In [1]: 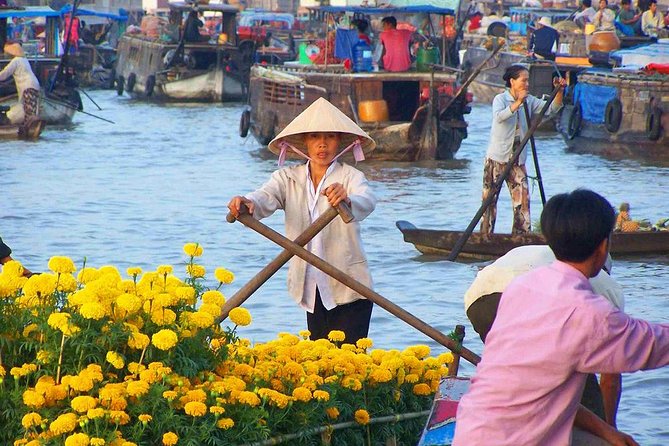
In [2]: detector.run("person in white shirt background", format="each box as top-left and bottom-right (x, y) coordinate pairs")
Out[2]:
(0, 42), (41, 125)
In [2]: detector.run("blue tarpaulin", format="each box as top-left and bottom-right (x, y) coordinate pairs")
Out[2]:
(312, 5), (456, 15)
(574, 82), (618, 124)
(0, 5), (127, 20)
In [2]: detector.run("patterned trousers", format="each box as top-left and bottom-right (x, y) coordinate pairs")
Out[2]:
(480, 157), (530, 234)
(22, 88), (40, 118)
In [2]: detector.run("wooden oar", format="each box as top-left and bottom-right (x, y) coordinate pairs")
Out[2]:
(416, 70), (438, 160)
(523, 101), (547, 206)
(229, 206), (481, 366)
(217, 202), (353, 323)
(446, 84), (562, 262)
(439, 41), (504, 118)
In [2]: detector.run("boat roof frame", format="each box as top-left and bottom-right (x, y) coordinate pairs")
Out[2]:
(167, 1), (239, 15)
(308, 5), (456, 16)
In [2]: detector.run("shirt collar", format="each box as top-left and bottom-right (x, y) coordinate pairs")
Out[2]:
(550, 260), (590, 283)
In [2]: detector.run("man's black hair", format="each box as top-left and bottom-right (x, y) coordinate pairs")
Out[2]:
(621, 0), (631, 6)
(355, 19), (369, 33)
(583, 0), (592, 7)
(382, 16), (397, 27)
(540, 189), (615, 263)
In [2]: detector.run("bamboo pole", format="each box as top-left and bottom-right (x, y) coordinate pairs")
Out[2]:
(523, 101), (547, 206)
(239, 411), (430, 446)
(446, 84), (562, 262)
(230, 208), (481, 366)
(217, 202), (353, 323)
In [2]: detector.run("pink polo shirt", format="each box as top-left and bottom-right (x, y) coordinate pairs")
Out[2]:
(380, 28), (412, 72)
(453, 261), (669, 445)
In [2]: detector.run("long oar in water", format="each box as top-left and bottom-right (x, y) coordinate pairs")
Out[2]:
(446, 84), (562, 262)
(416, 69), (438, 160)
(40, 95), (116, 124)
(217, 202), (354, 323)
(523, 102), (547, 206)
(226, 204), (481, 366)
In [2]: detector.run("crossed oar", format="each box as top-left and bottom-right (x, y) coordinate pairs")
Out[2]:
(219, 202), (481, 366)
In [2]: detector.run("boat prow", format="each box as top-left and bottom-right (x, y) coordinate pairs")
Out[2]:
(0, 116), (45, 141)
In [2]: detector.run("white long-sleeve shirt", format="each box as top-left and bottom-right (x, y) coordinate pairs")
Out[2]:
(0, 57), (40, 96)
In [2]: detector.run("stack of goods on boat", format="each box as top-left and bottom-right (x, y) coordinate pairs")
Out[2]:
(0, 247), (454, 445)
(115, 1), (250, 102)
(242, 5), (473, 162)
(557, 41), (669, 155)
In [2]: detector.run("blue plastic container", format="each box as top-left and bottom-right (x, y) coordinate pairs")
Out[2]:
(353, 40), (373, 72)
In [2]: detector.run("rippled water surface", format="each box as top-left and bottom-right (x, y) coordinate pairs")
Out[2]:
(2, 93), (669, 444)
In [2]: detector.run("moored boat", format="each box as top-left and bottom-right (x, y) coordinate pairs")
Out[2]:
(114, 1), (250, 102)
(396, 220), (669, 259)
(0, 106), (44, 140)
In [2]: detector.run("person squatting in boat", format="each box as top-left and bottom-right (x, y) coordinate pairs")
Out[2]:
(227, 97), (377, 344)
(464, 245), (627, 441)
(454, 188), (669, 446)
(0, 42), (40, 125)
(480, 64), (565, 235)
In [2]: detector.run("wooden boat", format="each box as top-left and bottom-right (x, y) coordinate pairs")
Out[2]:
(0, 6), (82, 125)
(396, 221), (669, 259)
(114, 2), (250, 102)
(557, 54), (669, 156)
(0, 106), (44, 140)
(242, 4), (476, 162)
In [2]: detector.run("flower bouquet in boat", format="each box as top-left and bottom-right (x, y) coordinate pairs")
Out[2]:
(0, 244), (454, 445)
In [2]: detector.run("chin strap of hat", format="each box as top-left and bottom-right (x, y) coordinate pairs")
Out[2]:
(277, 139), (365, 167)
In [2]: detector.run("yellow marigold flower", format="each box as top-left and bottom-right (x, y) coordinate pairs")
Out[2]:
(109, 410), (130, 425)
(156, 265), (173, 276)
(80, 301), (107, 320)
(236, 391), (261, 407)
(216, 418), (235, 430)
(371, 368), (393, 383)
(49, 412), (78, 435)
(106, 351), (125, 370)
(126, 267), (142, 277)
(58, 273), (78, 292)
(22, 390), (45, 409)
(199, 303), (222, 317)
(0, 365), (5, 378)
(229, 307), (251, 326)
(138, 414), (152, 424)
(190, 311), (214, 329)
(77, 267), (101, 284)
(71, 395), (97, 413)
(126, 380), (150, 398)
(21, 412), (43, 429)
(121, 442), (137, 446)
(117, 294), (142, 313)
(342, 377), (363, 391)
(154, 293), (175, 308)
(202, 290), (225, 307)
(183, 243), (203, 257)
(299, 329), (311, 339)
(162, 390), (178, 401)
(413, 383), (432, 396)
(210, 406), (225, 416)
(48, 312), (71, 330)
(327, 330), (346, 343)
(405, 373), (420, 384)
(292, 387), (312, 402)
(356, 338), (373, 350)
(127, 332), (150, 350)
(151, 329), (178, 351)
(355, 409), (370, 425)
(90, 438), (106, 446)
(184, 401), (207, 417)
(405, 345), (431, 359)
(87, 408), (105, 419)
(151, 308), (177, 326)
(186, 264), (206, 278)
(162, 432), (178, 446)
(2, 259), (24, 277)
(313, 390), (330, 402)
(48, 256), (76, 274)
(214, 268), (234, 284)
(174, 286), (195, 302)
(36, 349), (53, 364)
(326, 407), (340, 420)
(64, 432), (89, 446)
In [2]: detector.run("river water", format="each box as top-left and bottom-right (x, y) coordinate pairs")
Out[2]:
(2, 92), (669, 444)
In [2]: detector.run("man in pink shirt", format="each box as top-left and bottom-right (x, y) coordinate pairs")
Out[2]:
(453, 189), (669, 446)
(379, 16), (413, 72)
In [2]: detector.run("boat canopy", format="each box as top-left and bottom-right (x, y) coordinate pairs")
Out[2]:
(239, 11), (294, 28)
(59, 4), (129, 21)
(311, 5), (456, 15)
(0, 7), (60, 19)
(168, 1), (239, 14)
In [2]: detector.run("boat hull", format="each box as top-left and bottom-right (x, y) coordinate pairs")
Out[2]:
(246, 65), (470, 162)
(396, 221), (669, 259)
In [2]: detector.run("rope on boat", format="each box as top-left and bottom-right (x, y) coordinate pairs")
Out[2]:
(237, 410), (431, 446)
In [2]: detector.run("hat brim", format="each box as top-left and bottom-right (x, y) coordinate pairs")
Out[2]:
(268, 131), (376, 160)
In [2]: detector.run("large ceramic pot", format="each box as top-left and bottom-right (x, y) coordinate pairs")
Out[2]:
(589, 31), (621, 52)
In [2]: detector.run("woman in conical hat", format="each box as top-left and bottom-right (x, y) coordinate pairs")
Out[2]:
(0, 42), (41, 125)
(228, 97), (377, 343)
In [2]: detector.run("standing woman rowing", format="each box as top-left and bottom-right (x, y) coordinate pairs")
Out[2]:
(480, 64), (566, 235)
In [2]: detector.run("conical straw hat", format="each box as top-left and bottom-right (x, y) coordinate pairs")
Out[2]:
(4, 42), (25, 57)
(268, 97), (376, 159)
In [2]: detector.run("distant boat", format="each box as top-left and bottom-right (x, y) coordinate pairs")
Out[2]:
(396, 221), (669, 260)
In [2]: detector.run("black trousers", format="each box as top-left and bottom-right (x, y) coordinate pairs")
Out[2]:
(307, 288), (373, 344)
(467, 292), (606, 420)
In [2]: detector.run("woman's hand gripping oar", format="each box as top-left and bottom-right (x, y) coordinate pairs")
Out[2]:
(226, 205), (481, 366)
(217, 201), (354, 323)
